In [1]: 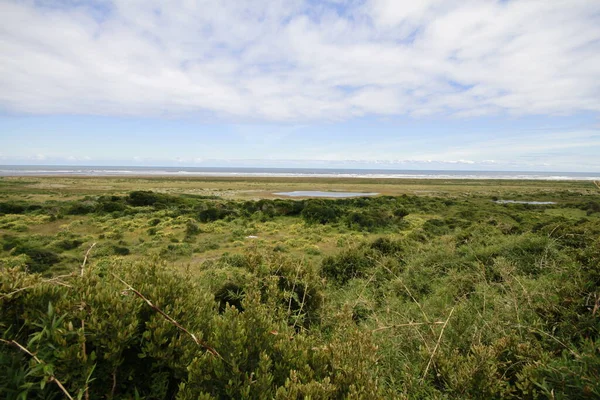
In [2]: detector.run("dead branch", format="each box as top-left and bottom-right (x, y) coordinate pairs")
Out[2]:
(79, 243), (96, 400)
(80, 242), (96, 277)
(370, 256), (436, 336)
(372, 321), (445, 333)
(0, 338), (74, 400)
(111, 273), (222, 359)
(1, 273), (75, 299)
(421, 307), (455, 382)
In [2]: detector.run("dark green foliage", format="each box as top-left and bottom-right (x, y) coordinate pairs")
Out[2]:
(53, 238), (83, 251)
(0, 201), (27, 214)
(2, 234), (60, 273)
(214, 281), (245, 312)
(185, 219), (200, 237)
(346, 208), (394, 231)
(577, 200), (600, 215)
(65, 201), (96, 215)
(197, 206), (236, 222)
(394, 207), (409, 218)
(322, 247), (376, 284)
(21, 248), (61, 272)
(369, 237), (405, 256)
(112, 245), (130, 255)
(127, 190), (163, 207)
(0, 259), (382, 399)
(149, 217), (161, 226)
(301, 200), (338, 224)
(2, 188), (600, 399)
(422, 217), (472, 237)
(96, 196), (127, 213)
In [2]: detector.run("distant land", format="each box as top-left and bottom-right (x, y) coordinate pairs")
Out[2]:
(1, 165), (599, 180)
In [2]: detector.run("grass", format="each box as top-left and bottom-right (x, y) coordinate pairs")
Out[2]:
(1, 176), (599, 398)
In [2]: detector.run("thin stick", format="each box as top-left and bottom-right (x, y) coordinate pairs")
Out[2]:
(0, 339), (74, 400)
(287, 262), (301, 317)
(369, 256), (434, 351)
(81, 318), (89, 400)
(292, 282), (309, 331)
(1, 273), (75, 299)
(112, 274), (222, 359)
(515, 324), (578, 357)
(421, 307), (455, 382)
(371, 257), (435, 335)
(80, 243), (95, 400)
(372, 321), (444, 333)
(354, 269), (378, 309)
(81, 243), (96, 277)
(111, 367), (118, 398)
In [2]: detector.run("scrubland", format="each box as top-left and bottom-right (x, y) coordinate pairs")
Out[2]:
(1, 176), (599, 399)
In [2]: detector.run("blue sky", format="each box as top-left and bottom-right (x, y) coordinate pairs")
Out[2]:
(1, 0), (600, 171)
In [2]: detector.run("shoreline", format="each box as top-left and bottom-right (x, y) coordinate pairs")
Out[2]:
(1, 166), (599, 181)
(1, 172), (599, 181)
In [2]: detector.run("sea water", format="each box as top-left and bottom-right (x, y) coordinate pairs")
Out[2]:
(1, 166), (599, 180)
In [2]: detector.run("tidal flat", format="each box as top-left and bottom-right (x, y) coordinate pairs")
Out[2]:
(1, 176), (599, 398)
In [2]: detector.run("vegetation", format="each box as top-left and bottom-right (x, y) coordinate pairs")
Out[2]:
(1, 176), (599, 398)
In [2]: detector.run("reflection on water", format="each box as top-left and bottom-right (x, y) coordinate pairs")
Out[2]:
(274, 191), (379, 198)
(493, 200), (556, 205)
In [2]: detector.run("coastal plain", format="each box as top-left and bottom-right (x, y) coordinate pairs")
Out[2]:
(1, 175), (599, 398)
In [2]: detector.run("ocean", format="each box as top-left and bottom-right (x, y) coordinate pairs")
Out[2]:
(0, 166), (599, 180)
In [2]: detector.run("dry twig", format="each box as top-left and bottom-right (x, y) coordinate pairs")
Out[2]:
(370, 256), (436, 335)
(372, 321), (445, 333)
(80, 242), (96, 277)
(80, 243), (95, 400)
(0, 338), (74, 400)
(0, 273), (75, 299)
(421, 307), (455, 382)
(112, 273), (222, 359)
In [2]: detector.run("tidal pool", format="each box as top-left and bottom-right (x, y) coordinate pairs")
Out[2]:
(493, 200), (556, 205)
(274, 191), (379, 198)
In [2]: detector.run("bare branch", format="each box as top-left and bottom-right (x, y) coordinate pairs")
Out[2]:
(79, 243), (95, 400)
(111, 273), (222, 359)
(0, 273), (75, 299)
(0, 339), (75, 400)
(372, 321), (445, 333)
(81, 243), (96, 277)
(421, 307), (455, 382)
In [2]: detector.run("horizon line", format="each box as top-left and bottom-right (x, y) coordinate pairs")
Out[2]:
(1, 164), (599, 175)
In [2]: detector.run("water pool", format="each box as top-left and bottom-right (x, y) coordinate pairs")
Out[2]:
(274, 191), (379, 198)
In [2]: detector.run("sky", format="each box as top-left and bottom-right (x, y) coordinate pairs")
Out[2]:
(1, 0), (600, 171)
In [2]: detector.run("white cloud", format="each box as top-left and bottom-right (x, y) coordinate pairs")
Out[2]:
(0, 0), (599, 121)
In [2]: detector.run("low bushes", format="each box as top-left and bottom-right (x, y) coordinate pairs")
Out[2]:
(2, 190), (599, 398)
(0, 257), (383, 399)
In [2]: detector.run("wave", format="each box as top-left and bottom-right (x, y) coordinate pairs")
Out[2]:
(1, 167), (599, 181)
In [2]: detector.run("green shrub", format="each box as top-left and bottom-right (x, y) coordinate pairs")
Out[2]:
(0, 201), (27, 214)
(185, 220), (201, 237)
(369, 237), (404, 256)
(127, 191), (162, 206)
(112, 245), (131, 256)
(301, 201), (338, 224)
(322, 247), (376, 284)
(2, 235), (60, 273)
(53, 238), (83, 251)
(65, 201), (96, 215)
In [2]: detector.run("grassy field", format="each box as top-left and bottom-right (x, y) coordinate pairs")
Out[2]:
(1, 176), (599, 399)
(1, 175), (597, 200)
